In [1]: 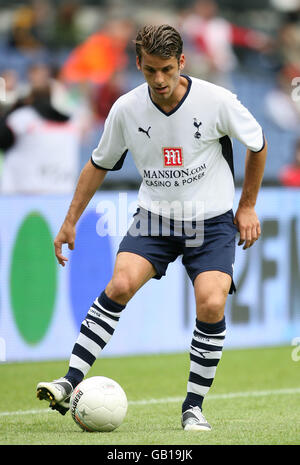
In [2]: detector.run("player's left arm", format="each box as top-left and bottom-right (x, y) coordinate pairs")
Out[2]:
(234, 136), (267, 250)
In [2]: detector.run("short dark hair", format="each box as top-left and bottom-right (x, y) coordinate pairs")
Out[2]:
(135, 24), (183, 63)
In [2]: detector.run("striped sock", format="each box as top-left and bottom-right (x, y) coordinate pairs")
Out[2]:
(182, 317), (226, 412)
(65, 291), (125, 388)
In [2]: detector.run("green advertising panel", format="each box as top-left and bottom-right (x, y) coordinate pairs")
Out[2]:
(10, 212), (57, 345)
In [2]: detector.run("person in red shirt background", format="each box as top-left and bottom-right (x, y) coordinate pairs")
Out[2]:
(279, 138), (300, 187)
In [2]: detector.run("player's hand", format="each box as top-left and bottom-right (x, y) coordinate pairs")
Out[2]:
(233, 206), (261, 250)
(54, 221), (76, 266)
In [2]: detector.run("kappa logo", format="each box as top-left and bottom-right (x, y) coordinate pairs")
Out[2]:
(193, 118), (202, 139)
(163, 147), (183, 167)
(85, 319), (96, 329)
(138, 126), (151, 138)
(192, 347), (210, 359)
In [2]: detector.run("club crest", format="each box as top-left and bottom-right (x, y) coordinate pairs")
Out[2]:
(193, 118), (202, 139)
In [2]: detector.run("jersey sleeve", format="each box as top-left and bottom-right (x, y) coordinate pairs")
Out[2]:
(91, 100), (128, 171)
(217, 91), (264, 152)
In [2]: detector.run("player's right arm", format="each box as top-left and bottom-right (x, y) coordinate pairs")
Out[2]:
(54, 160), (107, 266)
(55, 96), (127, 266)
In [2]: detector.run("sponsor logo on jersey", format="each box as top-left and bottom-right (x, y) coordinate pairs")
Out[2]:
(163, 147), (183, 167)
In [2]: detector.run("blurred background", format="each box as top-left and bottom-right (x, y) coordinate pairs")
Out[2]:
(0, 0), (300, 187)
(0, 0), (300, 362)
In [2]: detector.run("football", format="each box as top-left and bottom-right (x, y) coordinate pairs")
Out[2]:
(70, 376), (128, 432)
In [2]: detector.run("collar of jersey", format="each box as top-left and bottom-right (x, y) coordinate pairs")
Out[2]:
(148, 74), (192, 117)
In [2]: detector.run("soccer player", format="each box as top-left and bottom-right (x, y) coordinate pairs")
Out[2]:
(37, 24), (267, 431)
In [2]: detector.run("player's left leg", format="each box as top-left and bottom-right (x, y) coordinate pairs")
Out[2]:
(181, 270), (231, 431)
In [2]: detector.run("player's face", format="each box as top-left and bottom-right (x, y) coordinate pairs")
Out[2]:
(137, 51), (185, 104)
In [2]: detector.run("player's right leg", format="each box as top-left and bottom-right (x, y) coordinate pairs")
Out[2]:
(37, 252), (156, 414)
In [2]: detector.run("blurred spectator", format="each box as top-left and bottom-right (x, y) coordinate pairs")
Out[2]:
(58, 16), (135, 170)
(7, 2), (52, 52)
(90, 72), (124, 124)
(77, 71), (125, 171)
(178, 0), (272, 86)
(51, 0), (81, 50)
(31, 0), (55, 49)
(22, 61), (90, 125)
(60, 17), (135, 85)
(270, 0), (300, 14)
(0, 69), (27, 117)
(265, 64), (300, 131)
(7, 5), (41, 51)
(279, 138), (300, 187)
(277, 10), (300, 70)
(27, 61), (53, 92)
(0, 84), (81, 194)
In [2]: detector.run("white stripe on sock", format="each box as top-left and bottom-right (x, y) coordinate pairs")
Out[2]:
(190, 361), (217, 380)
(187, 381), (210, 397)
(95, 312), (119, 330)
(75, 333), (102, 359)
(69, 354), (91, 376)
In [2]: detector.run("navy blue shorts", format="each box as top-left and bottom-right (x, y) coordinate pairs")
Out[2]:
(117, 208), (238, 294)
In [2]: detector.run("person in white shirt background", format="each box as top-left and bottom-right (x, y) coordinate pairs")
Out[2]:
(0, 63), (81, 194)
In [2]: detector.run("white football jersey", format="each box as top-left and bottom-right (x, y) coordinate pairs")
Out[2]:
(92, 76), (264, 220)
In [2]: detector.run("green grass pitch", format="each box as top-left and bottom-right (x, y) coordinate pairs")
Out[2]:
(1, 346), (299, 445)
